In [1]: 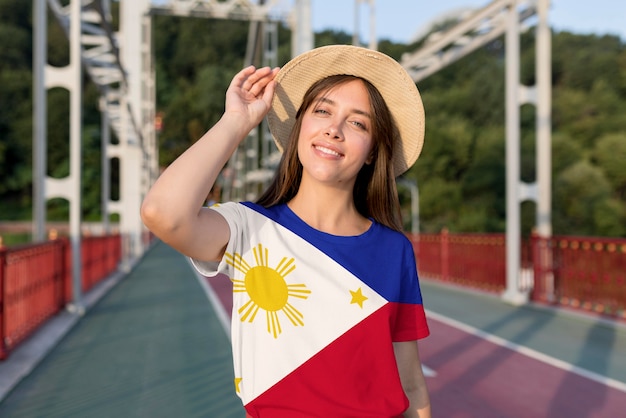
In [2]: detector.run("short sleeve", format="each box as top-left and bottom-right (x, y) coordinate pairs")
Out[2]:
(189, 202), (246, 278)
(390, 238), (430, 341)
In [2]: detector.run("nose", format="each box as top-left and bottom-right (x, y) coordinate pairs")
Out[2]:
(324, 120), (343, 140)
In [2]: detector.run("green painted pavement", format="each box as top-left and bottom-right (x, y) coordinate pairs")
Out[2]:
(0, 241), (244, 418)
(421, 279), (626, 385)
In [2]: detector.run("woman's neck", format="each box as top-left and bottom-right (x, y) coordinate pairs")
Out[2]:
(287, 185), (371, 236)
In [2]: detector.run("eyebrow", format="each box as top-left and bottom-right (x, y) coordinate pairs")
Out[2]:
(316, 97), (372, 119)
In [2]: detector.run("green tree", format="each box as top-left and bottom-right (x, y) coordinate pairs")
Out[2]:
(553, 161), (614, 236)
(0, 0), (33, 217)
(593, 198), (626, 237)
(592, 133), (626, 199)
(159, 65), (235, 165)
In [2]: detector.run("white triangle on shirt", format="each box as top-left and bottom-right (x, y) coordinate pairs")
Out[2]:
(228, 209), (388, 403)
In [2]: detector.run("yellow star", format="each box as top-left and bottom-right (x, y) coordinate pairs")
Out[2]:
(234, 377), (242, 393)
(350, 287), (368, 308)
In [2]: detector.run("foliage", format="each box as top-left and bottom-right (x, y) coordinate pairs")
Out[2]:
(408, 30), (626, 237)
(0, 0), (624, 238)
(0, 0), (34, 220)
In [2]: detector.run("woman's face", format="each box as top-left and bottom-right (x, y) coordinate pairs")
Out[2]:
(297, 79), (374, 189)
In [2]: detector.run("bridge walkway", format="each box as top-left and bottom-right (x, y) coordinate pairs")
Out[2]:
(0, 240), (624, 417)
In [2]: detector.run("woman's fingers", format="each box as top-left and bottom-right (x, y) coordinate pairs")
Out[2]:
(241, 66), (278, 97)
(260, 69), (279, 103)
(230, 65), (256, 90)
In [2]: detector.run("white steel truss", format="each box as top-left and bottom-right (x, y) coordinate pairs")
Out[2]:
(34, 0), (299, 284)
(401, 0), (539, 82)
(46, 0), (142, 148)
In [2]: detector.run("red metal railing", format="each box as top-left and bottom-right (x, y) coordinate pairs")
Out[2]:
(0, 240), (67, 360)
(407, 230), (507, 292)
(408, 231), (626, 319)
(532, 234), (626, 317)
(0, 234), (122, 360)
(82, 235), (122, 293)
(2, 230), (624, 360)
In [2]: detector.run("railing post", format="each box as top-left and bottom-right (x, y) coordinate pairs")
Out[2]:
(531, 231), (541, 302)
(62, 237), (72, 305)
(0, 246), (7, 359)
(441, 228), (449, 282)
(531, 230), (555, 304)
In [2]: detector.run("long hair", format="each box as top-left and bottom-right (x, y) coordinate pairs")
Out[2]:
(256, 75), (403, 231)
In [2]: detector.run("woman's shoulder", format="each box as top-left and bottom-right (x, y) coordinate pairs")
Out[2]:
(366, 221), (414, 251)
(371, 220), (411, 239)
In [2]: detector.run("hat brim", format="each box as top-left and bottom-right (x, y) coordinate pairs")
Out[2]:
(267, 45), (425, 177)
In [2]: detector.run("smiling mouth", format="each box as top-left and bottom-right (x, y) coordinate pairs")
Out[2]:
(314, 145), (342, 157)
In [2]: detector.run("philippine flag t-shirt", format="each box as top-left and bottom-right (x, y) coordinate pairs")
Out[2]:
(192, 202), (429, 418)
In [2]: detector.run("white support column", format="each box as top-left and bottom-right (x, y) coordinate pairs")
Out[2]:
(100, 96), (111, 234)
(502, 0), (528, 305)
(67, 0), (83, 313)
(291, 0), (313, 56)
(353, 0), (360, 46)
(368, 0), (377, 50)
(118, 0), (151, 262)
(536, 0), (552, 239)
(535, 0), (554, 299)
(33, 0), (84, 312)
(353, 0), (377, 50)
(32, 0), (47, 242)
(397, 178), (419, 235)
(141, 13), (158, 213)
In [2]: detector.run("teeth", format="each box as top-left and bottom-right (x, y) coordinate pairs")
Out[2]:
(315, 145), (341, 157)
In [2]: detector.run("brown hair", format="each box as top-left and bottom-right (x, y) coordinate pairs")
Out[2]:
(256, 75), (403, 231)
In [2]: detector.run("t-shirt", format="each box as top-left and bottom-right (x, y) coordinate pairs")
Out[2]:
(191, 202), (429, 418)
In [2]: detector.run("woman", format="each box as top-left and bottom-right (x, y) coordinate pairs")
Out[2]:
(141, 45), (431, 417)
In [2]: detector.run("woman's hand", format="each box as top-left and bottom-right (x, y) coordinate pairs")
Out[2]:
(225, 65), (279, 128)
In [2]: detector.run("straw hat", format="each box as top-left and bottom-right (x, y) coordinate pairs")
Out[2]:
(267, 44), (425, 177)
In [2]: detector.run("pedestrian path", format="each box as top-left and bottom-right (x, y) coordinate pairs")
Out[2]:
(421, 279), (626, 386)
(0, 240), (624, 417)
(0, 241), (244, 418)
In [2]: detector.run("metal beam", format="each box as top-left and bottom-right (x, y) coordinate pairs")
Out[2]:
(400, 0), (538, 83)
(149, 0), (288, 21)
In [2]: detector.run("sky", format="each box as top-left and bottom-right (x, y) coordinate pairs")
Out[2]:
(309, 0), (626, 43)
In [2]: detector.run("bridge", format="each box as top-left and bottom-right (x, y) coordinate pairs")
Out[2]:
(31, 0), (552, 306)
(1, 0), (625, 416)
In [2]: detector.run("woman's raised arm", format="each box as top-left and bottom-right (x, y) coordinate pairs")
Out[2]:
(140, 65), (278, 261)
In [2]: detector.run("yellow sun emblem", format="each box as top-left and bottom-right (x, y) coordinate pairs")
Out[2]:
(226, 244), (311, 338)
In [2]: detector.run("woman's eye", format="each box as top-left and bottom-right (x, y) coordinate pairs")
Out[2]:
(314, 108), (329, 115)
(352, 120), (367, 130)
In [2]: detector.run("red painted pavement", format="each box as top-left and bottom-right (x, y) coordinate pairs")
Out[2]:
(207, 273), (233, 314)
(204, 274), (626, 417)
(420, 318), (626, 418)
